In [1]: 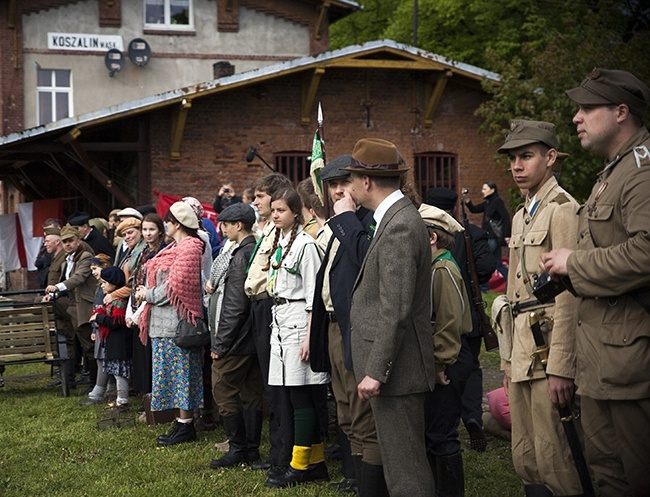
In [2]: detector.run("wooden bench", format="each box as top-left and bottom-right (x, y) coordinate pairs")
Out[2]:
(0, 297), (71, 396)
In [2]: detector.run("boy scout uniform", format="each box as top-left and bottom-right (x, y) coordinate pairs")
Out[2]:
(565, 69), (650, 497)
(500, 121), (583, 495)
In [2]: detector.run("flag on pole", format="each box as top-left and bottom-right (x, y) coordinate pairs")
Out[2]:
(310, 131), (325, 205)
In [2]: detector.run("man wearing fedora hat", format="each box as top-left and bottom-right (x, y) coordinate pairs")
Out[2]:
(542, 69), (650, 496)
(498, 120), (582, 496)
(337, 138), (436, 496)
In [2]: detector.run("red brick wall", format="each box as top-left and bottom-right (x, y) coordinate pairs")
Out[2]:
(0, 3), (25, 135)
(147, 69), (515, 224)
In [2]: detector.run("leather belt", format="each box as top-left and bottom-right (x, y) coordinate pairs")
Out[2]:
(272, 297), (305, 306)
(327, 312), (337, 323)
(250, 291), (269, 302)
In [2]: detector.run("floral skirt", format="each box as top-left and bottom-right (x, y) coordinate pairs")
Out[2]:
(151, 337), (203, 412)
(103, 359), (132, 379)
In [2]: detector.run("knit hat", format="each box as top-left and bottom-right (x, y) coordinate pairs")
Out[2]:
(169, 201), (199, 230)
(100, 266), (126, 288)
(116, 217), (142, 237)
(90, 253), (113, 269)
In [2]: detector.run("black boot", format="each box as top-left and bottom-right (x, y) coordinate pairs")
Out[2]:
(524, 485), (554, 497)
(435, 452), (465, 497)
(358, 462), (389, 497)
(243, 409), (263, 464)
(157, 421), (181, 444)
(264, 465), (310, 488)
(465, 418), (487, 452)
(157, 420), (196, 447)
(210, 412), (247, 468)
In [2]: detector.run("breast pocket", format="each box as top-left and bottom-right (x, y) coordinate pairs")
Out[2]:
(586, 203), (614, 247)
(522, 228), (549, 276)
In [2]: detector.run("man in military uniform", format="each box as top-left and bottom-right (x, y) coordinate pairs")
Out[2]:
(542, 69), (650, 497)
(500, 120), (582, 496)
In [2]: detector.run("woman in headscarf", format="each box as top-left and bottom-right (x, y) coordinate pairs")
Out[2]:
(135, 202), (206, 446)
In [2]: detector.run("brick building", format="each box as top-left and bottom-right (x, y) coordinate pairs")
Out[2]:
(0, 41), (514, 225)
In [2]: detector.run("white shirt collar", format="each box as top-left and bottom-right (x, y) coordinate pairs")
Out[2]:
(373, 189), (404, 231)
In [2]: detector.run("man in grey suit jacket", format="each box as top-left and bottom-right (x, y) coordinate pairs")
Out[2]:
(337, 138), (437, 497)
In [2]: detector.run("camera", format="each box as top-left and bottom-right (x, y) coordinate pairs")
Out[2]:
(462, 188), (469, 195)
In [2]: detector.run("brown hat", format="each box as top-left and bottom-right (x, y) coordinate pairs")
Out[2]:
(169, 201), (199, 230)
(116, 217), (141, 237)
(342, 138), (410, 176)
(44, 227), (61, 237)
(566, 68), (650, 118)
(498, 120), (569, 164)
(418, 204), (464, 235)
(60, 224), (80, 241)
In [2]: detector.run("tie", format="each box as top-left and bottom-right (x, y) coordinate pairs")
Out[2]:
(367, 219), (377, 241)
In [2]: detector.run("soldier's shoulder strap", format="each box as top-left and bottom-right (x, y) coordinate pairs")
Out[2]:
(633, 145), (650, 168)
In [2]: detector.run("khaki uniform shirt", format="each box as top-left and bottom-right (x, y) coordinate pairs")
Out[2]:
(567, 127), (650, 400)
(504, 176), (580, 383)
(430, 249), (472, 374)
(244, 221), (275, 298)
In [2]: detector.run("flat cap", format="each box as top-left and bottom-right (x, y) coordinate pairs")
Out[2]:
(60, 224), (80, 241)
(68, 212), (90, 226)
(321, 154), (352, 181)
(219, 203), (256, 225)
(418, 203), (464, 235)
(342, 138), (410, 177)
(136, 205), (157, 217)
(169, 201), (199, 230)
(117, 207), (143, 220)
(424, 187), (458, 211)
(566, 68), (650, 118)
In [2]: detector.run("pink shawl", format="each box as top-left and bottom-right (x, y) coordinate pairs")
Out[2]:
(138, 236), (204, 345)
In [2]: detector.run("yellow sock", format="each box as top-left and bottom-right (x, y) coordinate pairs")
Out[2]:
(290, 445), (311, 471)
(309, 442), (325, 464)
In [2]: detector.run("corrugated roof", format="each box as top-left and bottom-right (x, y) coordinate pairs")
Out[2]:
(0, 39), (499, 147)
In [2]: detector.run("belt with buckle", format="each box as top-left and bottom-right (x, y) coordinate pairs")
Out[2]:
(272, 297), (305, 306)
(327, 312), (337, 323)
(250, 291), (269, 302)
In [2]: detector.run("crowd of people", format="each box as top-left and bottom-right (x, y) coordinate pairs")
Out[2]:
(33, 67), (649, 497)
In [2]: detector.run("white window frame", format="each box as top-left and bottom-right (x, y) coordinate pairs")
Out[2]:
(36, 69), (73, 125)
(144, 0), (194, 31)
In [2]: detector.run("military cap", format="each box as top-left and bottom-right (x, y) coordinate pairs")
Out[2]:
(44, 227), (61, 237)
(117, 207), (143, 220)
(424, 187), (458, 211)
(68, 212), (90, 226)
(60, 224), (80, 241)
(169, 201), (199, 230)
(89, 218), (108, 233)
(566, 68), (650, 118)
(116, 217), (141, 237)
(100, 266), (126, 288)
(418, 203), (464, 235)
(321, 155), (353, 181)
(218, 203), (256, 226)
(498, 120), (569, 162)
(342, 138), (410, 176)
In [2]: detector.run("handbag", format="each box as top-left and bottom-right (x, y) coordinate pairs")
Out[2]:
(488, 218), (505, 246)
(174, 316), (210, 349)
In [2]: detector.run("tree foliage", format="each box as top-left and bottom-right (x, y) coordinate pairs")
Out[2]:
(330, 0), (650, 203)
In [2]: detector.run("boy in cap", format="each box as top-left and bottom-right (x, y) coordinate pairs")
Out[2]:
(69, 211), (115, 260)
(499, 120), (582, 496)
(424, 187), (496, 452)
(542, 69), (650, 496)
(309, 154), (378, 495)
(209, 203), (264, 469)
(419, 203), (472, 496)
(339, 138), (436, 497)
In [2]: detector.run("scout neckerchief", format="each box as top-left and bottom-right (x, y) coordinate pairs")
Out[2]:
(267, 245), (282, 294)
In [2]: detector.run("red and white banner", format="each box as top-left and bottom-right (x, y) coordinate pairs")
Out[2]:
(153, 190), (218, 223)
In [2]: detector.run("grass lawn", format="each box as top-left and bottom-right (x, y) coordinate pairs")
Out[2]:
(1, 294), (522, 496)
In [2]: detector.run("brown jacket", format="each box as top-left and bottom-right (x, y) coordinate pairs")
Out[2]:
(59, 249), (97, 327)
(505, 176), (580, 382)
(567, 127), (650, 400)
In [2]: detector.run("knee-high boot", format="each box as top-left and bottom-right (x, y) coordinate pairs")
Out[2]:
(359, 461), (389, 497)
(435, 452), (464, 497)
